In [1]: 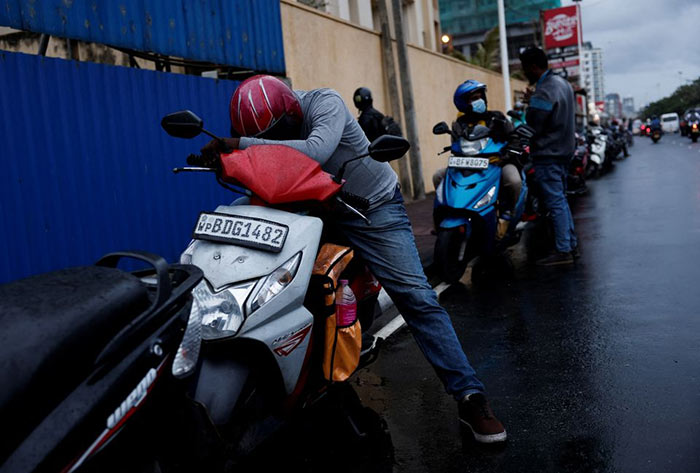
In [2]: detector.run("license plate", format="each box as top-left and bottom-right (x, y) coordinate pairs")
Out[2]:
(448, 156), (489, 170)
(192, 212), (288, 253)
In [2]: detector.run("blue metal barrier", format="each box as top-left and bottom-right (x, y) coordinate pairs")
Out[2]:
(0, 0), (285, 73)
(0, 51), (243, 283)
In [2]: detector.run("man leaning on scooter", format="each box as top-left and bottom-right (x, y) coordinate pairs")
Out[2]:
(200, 75), (508, 444)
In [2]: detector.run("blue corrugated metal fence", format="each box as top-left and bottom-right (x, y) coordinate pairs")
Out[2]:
(0, 0), (285, 74)
(0, 51), (243, 283)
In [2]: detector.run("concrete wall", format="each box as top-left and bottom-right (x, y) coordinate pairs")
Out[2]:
(281, 0), (528, 195)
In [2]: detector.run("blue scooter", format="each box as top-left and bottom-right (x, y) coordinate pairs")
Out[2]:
(432, 122), (533, 284)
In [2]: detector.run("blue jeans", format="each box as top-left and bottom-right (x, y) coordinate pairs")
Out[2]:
(534, 162), (578, 253)
(335, 187), (484, 400)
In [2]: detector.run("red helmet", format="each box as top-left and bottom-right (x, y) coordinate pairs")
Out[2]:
(229, 75), (303, 137)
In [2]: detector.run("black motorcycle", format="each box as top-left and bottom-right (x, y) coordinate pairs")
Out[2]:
(0, 251), (204, 473)
(605, 125), (629, 161)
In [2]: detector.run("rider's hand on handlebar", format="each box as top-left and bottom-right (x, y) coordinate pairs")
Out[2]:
(200, 137), (240, 165)
(186, 153), (218, 167)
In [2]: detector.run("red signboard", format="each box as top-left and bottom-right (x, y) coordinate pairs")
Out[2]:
(542, 6), (580, 49)
(576, 94), (586, 116)
(550, 58), (580, 69)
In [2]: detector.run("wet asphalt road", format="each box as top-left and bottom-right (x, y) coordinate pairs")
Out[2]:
(243, 135), (700, 472)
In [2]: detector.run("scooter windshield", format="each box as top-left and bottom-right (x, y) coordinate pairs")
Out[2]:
(220, 145), (342, 204)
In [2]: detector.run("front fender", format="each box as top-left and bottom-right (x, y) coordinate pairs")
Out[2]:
(439, 216), (470, 229)
(193, 357), (251, 426)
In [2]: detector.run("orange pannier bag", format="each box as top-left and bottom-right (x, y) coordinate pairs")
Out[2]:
(309, 243), (362, 382)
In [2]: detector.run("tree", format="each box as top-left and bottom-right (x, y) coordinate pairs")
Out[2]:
(510, 69), (526, 81)
(449, 49), (468, 62)
(641, 78), (700, 119)
(468, 26), (500, 71)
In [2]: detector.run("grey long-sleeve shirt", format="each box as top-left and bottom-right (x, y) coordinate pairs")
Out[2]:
(239, 88), (398, 208)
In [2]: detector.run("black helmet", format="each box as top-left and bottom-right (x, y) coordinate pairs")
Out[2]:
(353, 87), (373, 110)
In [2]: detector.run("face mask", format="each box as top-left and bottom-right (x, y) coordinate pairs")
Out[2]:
(471, 98), (486, 114)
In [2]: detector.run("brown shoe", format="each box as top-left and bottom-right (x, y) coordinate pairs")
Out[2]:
(458, 393), (507, 443)
(536, 251), (574, 266)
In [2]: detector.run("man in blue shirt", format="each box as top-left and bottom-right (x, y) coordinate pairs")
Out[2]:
(520, 47), (578, 265)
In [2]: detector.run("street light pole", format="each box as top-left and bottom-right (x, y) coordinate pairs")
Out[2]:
(497, 0), (511, 112)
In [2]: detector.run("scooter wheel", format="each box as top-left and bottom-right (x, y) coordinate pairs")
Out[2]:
(693, 136), (698, 143)
(434, 227), (470, 284)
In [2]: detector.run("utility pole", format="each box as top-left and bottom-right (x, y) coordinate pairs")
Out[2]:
(497, 0), (511, 112)
(376, 0), (412, 196)
(391, 0), (425, 200)
(574, 0), (583, 90)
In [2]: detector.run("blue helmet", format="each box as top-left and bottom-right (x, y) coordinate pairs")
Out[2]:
(453, 80), (487, 114)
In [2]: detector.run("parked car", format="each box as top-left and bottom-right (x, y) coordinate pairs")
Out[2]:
(632, 119), (643, 135)
(660, 112), (680, 133)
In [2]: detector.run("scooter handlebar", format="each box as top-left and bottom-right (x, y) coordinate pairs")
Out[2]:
(339, 191), (370, 212)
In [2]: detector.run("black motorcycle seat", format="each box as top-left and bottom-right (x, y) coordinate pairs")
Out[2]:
(0, 266), (149, 445)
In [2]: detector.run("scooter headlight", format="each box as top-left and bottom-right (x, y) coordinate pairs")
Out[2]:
(194, 279), (256, 340)
(247, 253), (302, 314)
(459, 137), (487, 155)
(473, 186), (497, 209)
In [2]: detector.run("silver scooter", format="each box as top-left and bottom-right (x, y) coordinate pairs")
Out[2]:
(161, 111), (409, 462)
(587, 124), (607, 177)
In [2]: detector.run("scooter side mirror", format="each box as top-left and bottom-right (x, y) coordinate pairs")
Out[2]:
(432, 122), (451, 135)
(507, 110), (521, 120)
(368, 135), (411, 162)
(161, 110), (204, 139)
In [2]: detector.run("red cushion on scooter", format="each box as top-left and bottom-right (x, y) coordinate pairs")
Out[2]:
(220, 145), (342, 204)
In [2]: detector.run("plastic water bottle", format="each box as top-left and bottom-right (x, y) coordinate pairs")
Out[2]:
(336, 279), (357, 326)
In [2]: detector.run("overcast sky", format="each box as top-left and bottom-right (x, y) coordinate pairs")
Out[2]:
(562, 0), (700, 110)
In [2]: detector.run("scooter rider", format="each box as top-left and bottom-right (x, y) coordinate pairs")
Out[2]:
(650, 115), (662, 132)
(510, 100), (527, 128)
(433, 80), (523, 240)
(353, 87), (385, 143)
(201, 75), (507, 444)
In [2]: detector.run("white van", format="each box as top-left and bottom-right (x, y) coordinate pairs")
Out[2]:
(632, 119), (643, 135)
(661, 112), (680, 133)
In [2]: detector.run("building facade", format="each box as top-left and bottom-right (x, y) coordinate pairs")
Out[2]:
(581, 42), (604, 103)
(439, 0), (560, 66)
(281, 1), (527, 194)
(622, 96), (635, 117)
(605, 93), (622, 119)
(297, 0), (442, 52)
